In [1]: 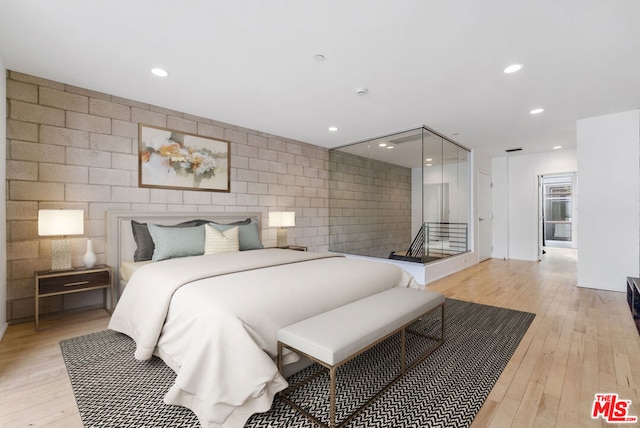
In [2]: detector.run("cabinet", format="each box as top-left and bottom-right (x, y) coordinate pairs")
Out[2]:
(281, 245), (307, 251)
(627, 277), (640, 335)
(34, 265), (113, 330)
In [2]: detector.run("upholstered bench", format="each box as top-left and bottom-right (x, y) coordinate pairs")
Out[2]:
(277, 287), (445, 428)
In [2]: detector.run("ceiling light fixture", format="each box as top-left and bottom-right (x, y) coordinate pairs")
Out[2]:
(328, 126), (338, 132)
(553, 145), (562, 150)
(504, 64), (523, 74)
(151, 67), (169, 77)
(355, 87), (368, 96)
(425, 163), (433, 167)
(314, 54), (325, 62)
(530, 108), (545, 114)
(386, 145), (394, 149)
(426, 158), (433, 162)
(379, 143), (387, 147)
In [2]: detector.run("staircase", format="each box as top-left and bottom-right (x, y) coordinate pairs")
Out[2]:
(389, 222), (468, 263)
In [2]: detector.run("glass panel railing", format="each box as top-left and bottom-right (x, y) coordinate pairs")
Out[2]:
(329, 126), (470, 264)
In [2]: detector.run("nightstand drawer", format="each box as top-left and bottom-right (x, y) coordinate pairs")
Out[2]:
(38, 270), (110, 295)
(35, 265), (113, 331)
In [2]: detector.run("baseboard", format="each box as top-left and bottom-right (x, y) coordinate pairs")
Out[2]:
(424, 251), (478, 284)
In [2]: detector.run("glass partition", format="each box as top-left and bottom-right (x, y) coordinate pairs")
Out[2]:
(329, 126), (470, 263)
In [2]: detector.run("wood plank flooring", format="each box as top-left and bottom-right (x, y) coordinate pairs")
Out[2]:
(1, 247), (638, 427)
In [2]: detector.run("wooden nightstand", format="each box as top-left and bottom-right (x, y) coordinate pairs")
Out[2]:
(273, 245), (308, 251)
(34, 265), (113, 330)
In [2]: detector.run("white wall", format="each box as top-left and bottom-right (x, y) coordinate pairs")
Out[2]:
(411, 154), (473, 238)
(0, 60), (7, 340)
(411, 168), (422, 238)
(411, 161), (471, 231)
(492, 149), (578, 261)
(577, 110), (640, 292)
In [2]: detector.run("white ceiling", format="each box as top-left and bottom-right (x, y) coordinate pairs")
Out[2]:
(1, 0), (639, 157)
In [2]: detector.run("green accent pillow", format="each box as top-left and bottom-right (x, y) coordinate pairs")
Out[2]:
(131, 219), (208, 261)
(147, 223), (206, 261)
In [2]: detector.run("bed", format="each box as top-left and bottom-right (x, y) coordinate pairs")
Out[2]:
(106, 211), (420, 428)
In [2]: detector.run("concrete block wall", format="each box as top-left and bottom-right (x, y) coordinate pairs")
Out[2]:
(5, 71), (329, 322)
(328, 150), (412, 258)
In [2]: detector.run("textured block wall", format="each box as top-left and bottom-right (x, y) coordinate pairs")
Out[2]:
(328, 150), (412, 258)
(5, 71), (329, 322)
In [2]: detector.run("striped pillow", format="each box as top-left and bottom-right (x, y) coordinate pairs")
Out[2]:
(204, 224), (239, 255)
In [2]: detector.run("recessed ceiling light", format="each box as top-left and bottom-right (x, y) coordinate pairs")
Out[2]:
(379, 143), (387, 147)
(426, 163), (433, 167)
(386, 145), (394, 149)
(314, 54), (325, 62)
(425, 158), (433, 162)
(328, 126), (338, 132)
(504, 64), (523, 74)
(151, 68), (169, 77)
(355, 88), (368, 96)
(530, 108), (545, 115)
(553, 145), (562, 150)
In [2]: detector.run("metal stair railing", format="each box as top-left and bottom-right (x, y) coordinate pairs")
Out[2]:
(405, 223), (426, 259)
(425, 222), (468, 258)
(389, 222), (468, 263)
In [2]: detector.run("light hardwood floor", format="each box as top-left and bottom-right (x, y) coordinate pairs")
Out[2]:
(1, 248), (638, 427)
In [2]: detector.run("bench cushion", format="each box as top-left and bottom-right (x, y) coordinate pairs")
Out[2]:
(277, 287), (445, 365)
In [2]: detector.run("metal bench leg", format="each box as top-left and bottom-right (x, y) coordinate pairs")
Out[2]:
(440, 304), (445, 343)
(330, 366), (337, 428)
(277, 342), (283, 397)
(401, 327), (406, 374)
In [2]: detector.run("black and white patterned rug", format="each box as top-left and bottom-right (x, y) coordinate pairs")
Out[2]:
(60, 299), (534, 428)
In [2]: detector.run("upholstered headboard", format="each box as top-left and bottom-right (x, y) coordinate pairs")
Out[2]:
(106, 210), (263, 298)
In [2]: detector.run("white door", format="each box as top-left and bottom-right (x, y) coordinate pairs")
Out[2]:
(478, 171), (492, 262)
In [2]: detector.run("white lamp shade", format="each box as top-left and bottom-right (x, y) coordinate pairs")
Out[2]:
(269, 211), (295, 228)
(38, 210), (84, 236)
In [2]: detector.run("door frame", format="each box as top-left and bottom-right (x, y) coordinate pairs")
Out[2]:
(538, 171), (578, 260)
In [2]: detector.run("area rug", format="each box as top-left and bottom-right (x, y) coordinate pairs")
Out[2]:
(60, 299), (535, 428)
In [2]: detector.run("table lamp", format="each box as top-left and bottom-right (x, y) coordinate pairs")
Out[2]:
(38, 209), (84, 270)
(269, 211), (295, 247)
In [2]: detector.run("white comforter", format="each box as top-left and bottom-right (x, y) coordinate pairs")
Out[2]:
(108, 249), (418, 428)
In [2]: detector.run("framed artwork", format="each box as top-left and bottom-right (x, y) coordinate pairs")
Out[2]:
(138, 124), (230, 192)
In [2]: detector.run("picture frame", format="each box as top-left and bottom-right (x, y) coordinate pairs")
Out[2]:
(138, 124), (230, 192)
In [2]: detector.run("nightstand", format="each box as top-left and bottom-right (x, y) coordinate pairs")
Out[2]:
(34, 265), (113, 330)
(273, 245), (308, 251)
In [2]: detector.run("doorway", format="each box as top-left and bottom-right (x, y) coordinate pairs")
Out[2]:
(538, 173), (577, 259)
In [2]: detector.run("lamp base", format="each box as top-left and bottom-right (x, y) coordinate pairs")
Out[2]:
(276, 228), (288, 247)
(51, 238), (73, 271)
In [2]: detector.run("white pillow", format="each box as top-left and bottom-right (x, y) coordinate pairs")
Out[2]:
(204, 224), (240, 255)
